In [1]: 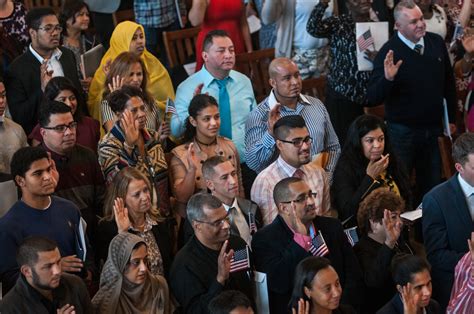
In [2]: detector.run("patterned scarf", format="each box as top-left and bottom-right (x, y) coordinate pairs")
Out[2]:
(91, 233), (172, 314)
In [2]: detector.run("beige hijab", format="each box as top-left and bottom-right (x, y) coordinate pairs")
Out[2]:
(92, 233), (172, 314)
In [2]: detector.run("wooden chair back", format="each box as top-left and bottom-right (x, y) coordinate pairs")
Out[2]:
(301, 76), (327, 102)
(234, 48), (274, 103)
(24, 0), (62, 12)
(438, 136), (455, 179)
(162, 27), (200, 69)
(112, 9), (135, 26)
(364, 105), (385, 119)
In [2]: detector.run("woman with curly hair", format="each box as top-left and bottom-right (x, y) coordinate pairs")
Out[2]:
(354, 188), (414, 314)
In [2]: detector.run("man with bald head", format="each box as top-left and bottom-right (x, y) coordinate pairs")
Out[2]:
(245, 57), (340, 177)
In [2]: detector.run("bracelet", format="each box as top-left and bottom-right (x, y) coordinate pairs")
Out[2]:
(123, 142), (135, 150)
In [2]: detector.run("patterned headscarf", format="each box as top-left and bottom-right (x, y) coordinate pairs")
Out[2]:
(92, 232), (172, 314)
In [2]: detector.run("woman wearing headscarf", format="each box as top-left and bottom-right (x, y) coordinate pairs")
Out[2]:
(87, 20), (174, 125)
(92, 232), (173, 314)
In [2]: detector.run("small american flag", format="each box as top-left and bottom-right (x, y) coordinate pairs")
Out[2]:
(230, 246), (250, 273)
(309, 231), (329, 257)
(357, 29), (374, 52)
(165, 98), (177, 115)
(344, 227), (359, 247)
(248, 212), (257, 234)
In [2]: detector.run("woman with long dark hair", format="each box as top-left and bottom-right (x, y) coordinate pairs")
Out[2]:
(169, 94), (243, 217)
(331, 114), (411, 226)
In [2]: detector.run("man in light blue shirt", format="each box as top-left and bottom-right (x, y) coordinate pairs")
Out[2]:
(170, 30), (257, 164)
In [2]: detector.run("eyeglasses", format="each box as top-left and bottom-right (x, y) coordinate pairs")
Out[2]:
(277, 136), (312, 147)
(281, 191), (317, 204)
(37, 24), (63, 34)
(194, 213), (230, 228)
(42, 122), (78, 133)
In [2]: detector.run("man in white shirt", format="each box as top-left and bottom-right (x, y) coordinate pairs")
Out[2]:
(5, 7), (82, 135)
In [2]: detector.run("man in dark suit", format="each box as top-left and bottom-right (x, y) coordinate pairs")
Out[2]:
(422, 133), (474, 309)
(251, 177), (363, 314)
(5, 7), (82, 135)
(203, 156), (263, 246)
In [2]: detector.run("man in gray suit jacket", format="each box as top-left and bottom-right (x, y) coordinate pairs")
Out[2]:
(422, 133), (474, 310)
(203, 156), (263, 246)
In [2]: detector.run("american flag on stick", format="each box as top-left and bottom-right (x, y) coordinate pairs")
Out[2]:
(165, 98), (177, 115)
(309, 231), (329, 257)
(344, 227), (359, 247)
(230, 246), (250, 273)
(248, 212), (257, 234)
(357, 29), (375, 52)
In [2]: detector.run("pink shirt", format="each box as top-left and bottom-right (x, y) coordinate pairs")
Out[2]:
(447, 252), (474, 314)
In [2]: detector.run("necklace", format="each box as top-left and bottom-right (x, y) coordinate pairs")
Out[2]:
(194, 137), (217, 147)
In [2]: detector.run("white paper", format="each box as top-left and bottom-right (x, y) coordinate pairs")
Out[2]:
(78, 217), (88, 261)
(443, 99), (452, 140)
(247, 15), (262, 34)
(175, 0), (184, 28)
(183, 62), (197, 76)
(401, 209), (423, 222)
(356, 22), (389, 71)
(253, 271), (269, 314)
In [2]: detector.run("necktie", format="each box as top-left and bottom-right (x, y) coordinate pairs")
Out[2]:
(414, 44), (423, 55)
(293, 169), (305, 179)
(215, 78), (232, 139)
(229, 207), (251, 245)
(468, 194), (474, 221)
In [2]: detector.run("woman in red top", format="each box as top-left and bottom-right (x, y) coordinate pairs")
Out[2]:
(189, 0), (253, 70)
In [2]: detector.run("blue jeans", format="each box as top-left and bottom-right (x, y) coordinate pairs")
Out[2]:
(387, 122), (442, 201)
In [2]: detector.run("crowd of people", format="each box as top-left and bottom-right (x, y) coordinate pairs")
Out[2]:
(0, 0), (474, 313)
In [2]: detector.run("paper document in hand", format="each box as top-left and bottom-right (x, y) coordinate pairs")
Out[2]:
(81, 44), (105, 78)
(400, 209), (422, 222)
(356, 22), (389, 71)
(247, 15), (262, 34)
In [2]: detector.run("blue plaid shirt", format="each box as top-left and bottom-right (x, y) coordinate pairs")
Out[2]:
(134, 0), (186, 28)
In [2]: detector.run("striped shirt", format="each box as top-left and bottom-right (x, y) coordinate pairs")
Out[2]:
(245, 91), (340, 176)
(447, 252), (474, 314)
(134, 0), (186, 28)
(250, 156), (331, 226)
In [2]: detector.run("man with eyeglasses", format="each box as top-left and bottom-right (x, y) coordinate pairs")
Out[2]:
(245, 57), (340, 176)
(252, 177), (363, 314)
(5, 7), (82, 135)
(39, 100), (105, 252)
(170, 193), (255, 314)
(251, 115), (331, 225)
